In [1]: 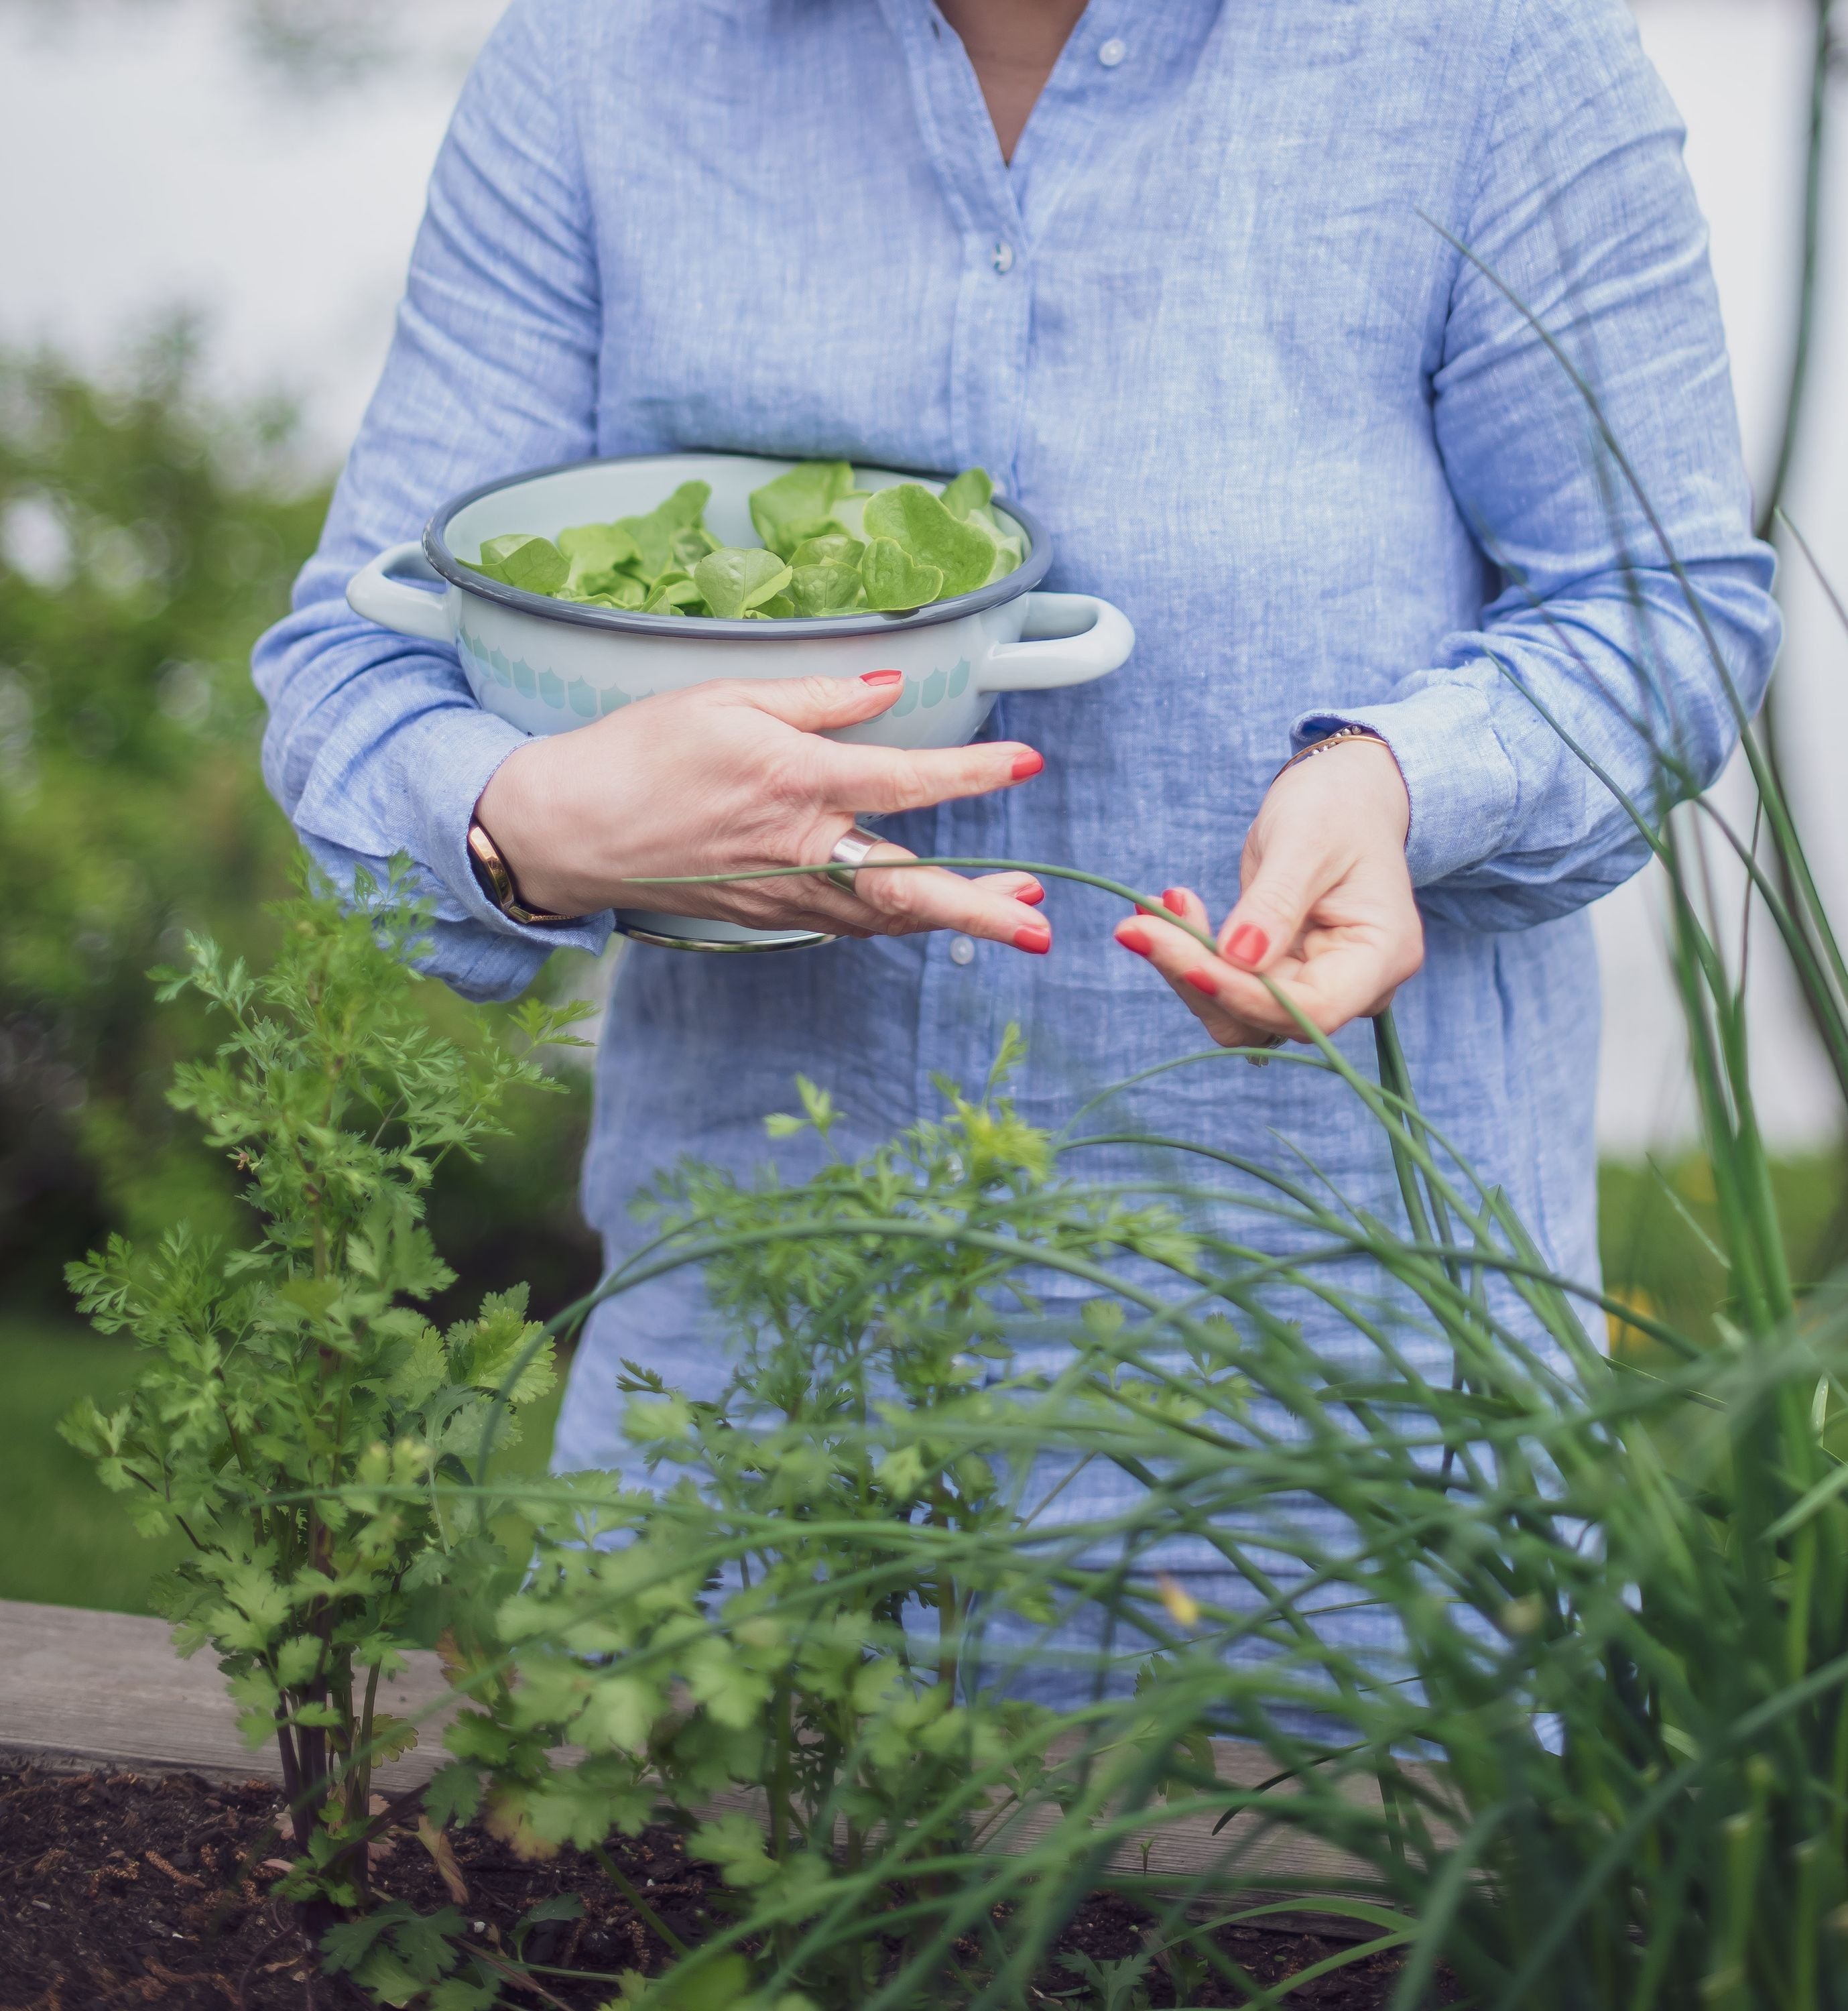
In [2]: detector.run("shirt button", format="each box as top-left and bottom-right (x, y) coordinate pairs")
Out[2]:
(949, 935), (976, 965)
(990, 240), (1015, 275)
(1097, 37), (1127, 67)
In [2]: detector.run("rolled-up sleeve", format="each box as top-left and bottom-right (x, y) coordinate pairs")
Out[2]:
(1294, 0), (1780, 934)
(252, 0), (612, 999)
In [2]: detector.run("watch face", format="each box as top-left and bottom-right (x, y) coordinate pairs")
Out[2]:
(467, 818), (571, 926)
(466, 821), (512, 906)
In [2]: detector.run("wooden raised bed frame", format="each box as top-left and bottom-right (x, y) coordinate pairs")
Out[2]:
(0, 1597), (1397, 1910)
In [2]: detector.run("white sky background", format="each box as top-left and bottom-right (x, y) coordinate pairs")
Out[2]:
(0, 0), (1842, 1156)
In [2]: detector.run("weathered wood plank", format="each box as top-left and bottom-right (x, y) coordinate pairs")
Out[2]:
(0, 1599), (1410, 1909)
(982, 1737), (1400, 1900)
(0, 1599), (457, 1788)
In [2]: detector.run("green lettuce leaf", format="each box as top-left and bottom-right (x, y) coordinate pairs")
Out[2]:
(616, 481), (713, 578)
(694, 547), (794, 619)
(748, 461), (856, 559)
(557, 522), (641, 579)
(938, 467), (993, 520)
(556, 575), (647, 611)
(862, 483), (994, 597)
(670, 522), (720, 571)
(476, 534), (568, 597)
(786, 561), (865, 616)
(790, 532), (864, 570)
(471, 465), (1011, 618)
(965, 502), (1025, 583)
(643, 571), (708, 615)
(861, 538), (945, 611)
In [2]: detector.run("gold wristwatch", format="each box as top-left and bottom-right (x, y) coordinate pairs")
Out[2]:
(465, 814), (578, 928)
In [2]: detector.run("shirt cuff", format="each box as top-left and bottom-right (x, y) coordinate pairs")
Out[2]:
(1290, 677), (1520, 888)
(426, 714), (617, 957)
(290, 686), (615, 966)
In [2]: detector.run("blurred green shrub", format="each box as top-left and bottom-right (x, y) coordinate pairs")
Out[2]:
(0, 328), (600, 1323)
(1600, 1152), (1844, 1353)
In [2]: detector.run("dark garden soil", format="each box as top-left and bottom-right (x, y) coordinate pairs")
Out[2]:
(0, 1766), (1457, 2010)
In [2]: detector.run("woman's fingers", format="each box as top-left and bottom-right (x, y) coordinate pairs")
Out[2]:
(724, 668), (914, 734)
(1115, 890), (1280, 1048)
(1117, 908), (1301, 1036)
(721, 670), (1046, 818)
(1213, 936), (1385, 1034)
(847, 842), (1051, 951)
(817, 737), (1044, 817)
(974, 870), (1046, 906)
(1113, 745), (1422, 1048)
(1153, 885), (1211, 930)
(1119, 904), (1413, 1042)
(1217, 839), (1323, 976)
(477, 668), (1052, 934)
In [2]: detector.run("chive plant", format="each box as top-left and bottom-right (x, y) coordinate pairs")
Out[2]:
(446, 715), (1848, 2008)
(406, 422), (1848, 2004)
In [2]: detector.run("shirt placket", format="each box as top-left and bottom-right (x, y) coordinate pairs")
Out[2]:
(874, 0), (1038, 1113)
(874, 1), (1152, 1114)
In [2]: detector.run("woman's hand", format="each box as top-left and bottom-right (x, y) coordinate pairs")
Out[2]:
(474, 669), (1051, 949)
(1113, 737), (1423, 1045)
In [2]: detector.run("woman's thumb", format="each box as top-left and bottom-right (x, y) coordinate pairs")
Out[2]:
(1219, 849), (1315, 973)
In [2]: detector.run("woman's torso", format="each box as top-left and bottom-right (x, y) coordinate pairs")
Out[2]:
(554, 0), (1602, 1469)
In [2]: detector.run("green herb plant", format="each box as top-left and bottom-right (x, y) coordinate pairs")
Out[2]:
(425, 1040), (1228, 2008)
(468, 461), (1024, 618)
(54, 282), (1848, 2011)
(58, 867), (591, 1939)
(411, 494), (1848, 2007)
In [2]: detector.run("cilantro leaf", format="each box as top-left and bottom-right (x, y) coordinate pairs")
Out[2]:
(688, 1812), (779, 1888)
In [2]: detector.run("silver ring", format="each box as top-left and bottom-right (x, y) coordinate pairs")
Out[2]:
(825, 825), (883, 894)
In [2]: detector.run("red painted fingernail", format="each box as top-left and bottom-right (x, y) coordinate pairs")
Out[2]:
(1013, 924), (1051, 955)
(861, 668), (904, 686)
(1117, 928), (1152, 957)
(1162, 889), (1187, 916)
(1011, 749), (1045, 780)
(1019, 882), (1045, 906)
(1227, 924), (1268, 967)
(1184, 969), (1219, 999)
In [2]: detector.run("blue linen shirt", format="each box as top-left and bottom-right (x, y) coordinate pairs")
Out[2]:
(255, 0), (1778, 1479)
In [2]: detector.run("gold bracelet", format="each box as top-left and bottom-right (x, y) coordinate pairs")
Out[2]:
(1272, 723), (1386, 784)
(465, 814), (578, 928)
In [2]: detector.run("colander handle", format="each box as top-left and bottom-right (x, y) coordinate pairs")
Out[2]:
(347, 542), (452, 644)
(977, 592), (1134, 693)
